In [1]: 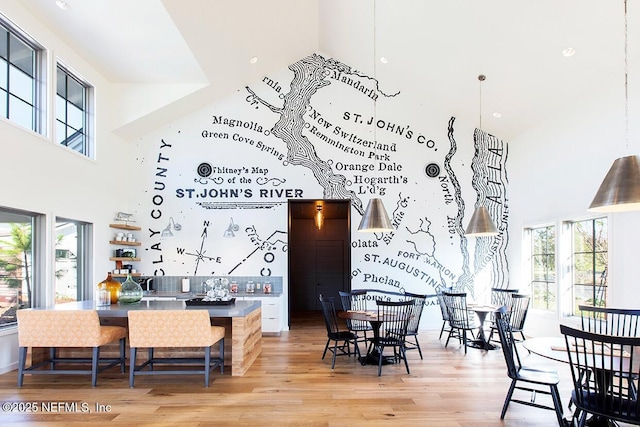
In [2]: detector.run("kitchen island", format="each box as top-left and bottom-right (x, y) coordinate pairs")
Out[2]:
(31, 299), (262, 376)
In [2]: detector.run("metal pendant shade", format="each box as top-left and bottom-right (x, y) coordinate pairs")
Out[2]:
(588, 155), (640, 212)
(465, 206), (499, 237)
(357, 198), (393, 232)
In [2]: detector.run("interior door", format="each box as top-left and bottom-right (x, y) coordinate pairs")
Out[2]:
(315, 240), (345, 310)
(288, 200), (351, 316)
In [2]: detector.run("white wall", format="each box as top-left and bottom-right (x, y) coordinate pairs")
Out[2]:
(508, 82), (640, 337)
(0, 0), (139, 373)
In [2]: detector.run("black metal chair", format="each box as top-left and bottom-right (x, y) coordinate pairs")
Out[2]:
(442, 291), (477, 354)
(339, 290), (373, 348)
(402, 292), (427, 359)
(561, 324), (640, 426)
(319, 294), (360, 369)
(495, 307), (565, 426)
(367, 299), (414, 376)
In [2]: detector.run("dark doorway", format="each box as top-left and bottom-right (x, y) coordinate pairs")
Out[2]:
(288, 199), (351, 325)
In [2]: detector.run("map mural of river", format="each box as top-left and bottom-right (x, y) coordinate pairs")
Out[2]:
(133, 53), (509, 312)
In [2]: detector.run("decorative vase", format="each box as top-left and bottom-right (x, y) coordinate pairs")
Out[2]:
(98, 272), (121, 304)
(119, 273), (143, 304)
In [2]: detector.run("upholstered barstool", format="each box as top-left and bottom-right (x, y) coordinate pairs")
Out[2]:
(127, 310), (225, 387)
(17, 309), (126, 387)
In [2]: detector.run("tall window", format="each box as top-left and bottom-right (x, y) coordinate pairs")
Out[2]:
(0, 207), (39, 328)
(0, 17), (43, 133)
(571, 217), (608, 312)
(530, 225), (556, 311)
(56, 64), (92, 157)
(54, 218), (92, 304)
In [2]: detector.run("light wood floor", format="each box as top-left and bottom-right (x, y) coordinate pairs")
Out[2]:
(0, 312), (579, 426)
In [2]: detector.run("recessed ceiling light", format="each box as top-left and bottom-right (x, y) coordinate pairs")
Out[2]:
(249, 57), (258, 64)
(562, 47), (576, 57)
(380, 57), (388, 64)
(492, 112), (502, 118)
(55, 1), (69, 10)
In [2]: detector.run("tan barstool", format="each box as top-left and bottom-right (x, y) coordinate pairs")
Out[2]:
(127, 310), (225, 387)
(17, 309), (126, 387)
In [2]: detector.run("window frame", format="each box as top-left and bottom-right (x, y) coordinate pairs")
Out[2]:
(527, 224), (557, 312)
(55, 62), (94, 158)
(54, 218), (93, 304)
(0, 13), (46, 136)
(0, 206), (44, 330)
(568, 216), (608, 314)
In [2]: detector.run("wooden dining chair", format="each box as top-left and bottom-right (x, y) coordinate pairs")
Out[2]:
(338, 290), (372, 348)
(560, 324), (640, 426)
(442, 291), (477, 354)
(489, 293), (530, 344)
(495, 307), (566, 426)
(579, 305), (640, 337)
(436, 291), (451, 340)
(368, 299), (414, 376)
(401, 292), (427, 359)
(319, 294), (360, 369)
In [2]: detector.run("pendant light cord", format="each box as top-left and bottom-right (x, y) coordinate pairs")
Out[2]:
(624, 0), (629, 151)
(478, 74), (486, 130)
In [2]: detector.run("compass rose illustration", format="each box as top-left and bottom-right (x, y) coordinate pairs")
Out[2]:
(176, 221), (220, 275)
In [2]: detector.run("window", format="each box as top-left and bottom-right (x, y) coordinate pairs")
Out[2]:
(0, 207), (39, 328)
(54, 218), (92, 304)
(529, 225), (556, 311)
(0, 16), (43, 134)
(56, 64), (92, 157)
(571, 217), (608, 312)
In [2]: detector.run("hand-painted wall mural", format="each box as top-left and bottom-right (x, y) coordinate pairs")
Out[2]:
(132, 53), (509, 326)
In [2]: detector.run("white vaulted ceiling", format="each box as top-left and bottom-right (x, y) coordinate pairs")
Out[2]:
(19, 0), (639, 142)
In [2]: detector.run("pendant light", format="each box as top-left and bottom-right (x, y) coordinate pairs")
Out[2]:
(358, 198), (393, 232)
(588, 0), (640, 213)
(465, 74), (499, 237)
(357, 0), (393, 233)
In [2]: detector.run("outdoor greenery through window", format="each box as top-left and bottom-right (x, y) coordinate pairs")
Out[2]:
(56, 64), (91, 157)
(55, 218), (91, 304)
(0, 208), (36, 328)
(530, 225), (556, 311)
(0, 17), (42, 133)
(571, 217), (608, 313)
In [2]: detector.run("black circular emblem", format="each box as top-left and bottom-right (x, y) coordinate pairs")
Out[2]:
(197, 162), (212, 178)
(424, 163), (440, 178)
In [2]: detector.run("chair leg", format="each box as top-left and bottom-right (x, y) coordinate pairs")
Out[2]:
(414, 336), (423, 359)
(322, 339), (330, 359)
(17, 346), (27, 387)
(401, 346), (410, 374)
(439, 321), (446, 339)
(204, 347), (211, 387)
(91, 347), (99, 387)
(500, 379), (517, 419)
(331, 341), (338, 369)
(550, 384), (565, 426)
(119, 338), (126, 373)
(445, 328), (454, 348)
(462, 330), (468, 354)
(148, 348), (154, 371)
(49, 347), (55, 370)
(129, 347), (137, 388)
(219, 338), (225, 374)
(377, 344), (383, 376)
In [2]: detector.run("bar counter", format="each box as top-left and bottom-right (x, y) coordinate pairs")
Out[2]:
(31, 299), (262, 376)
